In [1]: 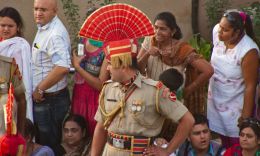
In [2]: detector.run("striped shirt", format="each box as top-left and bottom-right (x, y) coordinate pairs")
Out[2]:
(32, 16), (71, 92)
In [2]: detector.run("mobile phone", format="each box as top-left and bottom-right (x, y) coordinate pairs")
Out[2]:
(77, 43), (84, 56)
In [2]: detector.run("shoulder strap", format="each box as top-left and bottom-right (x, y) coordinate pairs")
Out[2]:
(100, 83), (137, 129)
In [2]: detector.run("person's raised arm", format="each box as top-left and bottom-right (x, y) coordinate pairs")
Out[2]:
(72, 50), (109, 91)
(137, 47), (149, 74)
(90, 122), (107, 156)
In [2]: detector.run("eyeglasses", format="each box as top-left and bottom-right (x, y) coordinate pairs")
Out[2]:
(242, 118), (260, 129)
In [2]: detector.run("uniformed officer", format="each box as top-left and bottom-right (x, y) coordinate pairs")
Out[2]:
(91, 39), (195, 156)
(0, 55), (26, 136)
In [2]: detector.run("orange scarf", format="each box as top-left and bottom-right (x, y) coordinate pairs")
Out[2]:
(151, 36), (206, 114)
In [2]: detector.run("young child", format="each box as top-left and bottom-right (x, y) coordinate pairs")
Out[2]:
(159, 68), (184, 100)
(157, 68), (185, 144)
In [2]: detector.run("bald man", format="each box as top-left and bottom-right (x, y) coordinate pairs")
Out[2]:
(32, 0), (71, 150)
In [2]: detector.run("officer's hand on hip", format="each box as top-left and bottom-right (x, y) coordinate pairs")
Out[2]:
(143, 146), (171, 156)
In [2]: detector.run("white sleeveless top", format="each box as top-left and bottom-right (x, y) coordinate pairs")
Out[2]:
(207, 24), (259, 137)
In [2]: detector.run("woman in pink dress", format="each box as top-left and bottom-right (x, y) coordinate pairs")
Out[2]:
(71, 38), (109, 137)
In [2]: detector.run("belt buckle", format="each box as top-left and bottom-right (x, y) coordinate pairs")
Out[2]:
(112, 138), (124, 149)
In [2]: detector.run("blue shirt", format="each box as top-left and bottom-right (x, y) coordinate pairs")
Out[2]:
(176, 140), (225, 156)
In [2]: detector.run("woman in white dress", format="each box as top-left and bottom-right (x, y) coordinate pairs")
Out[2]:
(0, 7), (33, 121)
(207, 9), (259, 148)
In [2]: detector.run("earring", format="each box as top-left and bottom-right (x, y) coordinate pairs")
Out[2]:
(171, 30), (176, 37)
(172, 33), (175, 37)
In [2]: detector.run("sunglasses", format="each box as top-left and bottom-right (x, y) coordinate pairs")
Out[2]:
(242, 118), (260, 129)
(223, 12), (236, 23)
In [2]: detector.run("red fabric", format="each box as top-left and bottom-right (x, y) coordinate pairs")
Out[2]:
(105, 39), (134, 60)
(0, 134), (26, 156)
(72, 82), (100, 137)
(79, 3), (154, 41)
(0, 83), (26, 156)
(6, 83), (14, 135)
(224, 144), (242, 156)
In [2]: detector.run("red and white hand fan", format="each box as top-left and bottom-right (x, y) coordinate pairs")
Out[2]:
(79, 3), (155, 41)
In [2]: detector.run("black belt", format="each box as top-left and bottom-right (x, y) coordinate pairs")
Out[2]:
(44, 87), (67, 97)
(107, 132), (155, 152)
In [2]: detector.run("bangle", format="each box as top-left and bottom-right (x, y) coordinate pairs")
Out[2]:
(37, 87), (44, 95)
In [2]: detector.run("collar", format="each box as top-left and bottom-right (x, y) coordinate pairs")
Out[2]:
(188, 142), (214, 156)
(112, 72), (142, 88)
(37, 15), (57, 31)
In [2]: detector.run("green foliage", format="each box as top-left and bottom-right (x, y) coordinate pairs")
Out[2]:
(61, 0), (81, 49)
(240, 1), (260, 45)
(85, 0), (115, 17)
(205, 0), (230, 29)
(61, 0), (115, 49)
(188, 34), (212, 61)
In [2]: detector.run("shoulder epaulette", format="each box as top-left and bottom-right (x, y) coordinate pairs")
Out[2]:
(142, 78), (163, 89)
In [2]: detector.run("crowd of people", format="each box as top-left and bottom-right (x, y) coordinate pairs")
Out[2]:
(0, 0), (260, 156)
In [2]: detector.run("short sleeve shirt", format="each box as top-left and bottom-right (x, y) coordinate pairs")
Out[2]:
(95, 73), (187, 137)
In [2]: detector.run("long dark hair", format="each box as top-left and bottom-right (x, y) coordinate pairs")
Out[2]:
(223, 10), (258, 44)
(0, 7), (24, 37)
(24, 118), (36, 141)
(154, 12), (182, 40)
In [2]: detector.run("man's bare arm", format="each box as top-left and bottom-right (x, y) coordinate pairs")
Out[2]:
(90, 122), (107, 156)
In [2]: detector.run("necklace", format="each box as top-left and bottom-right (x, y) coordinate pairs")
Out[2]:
(157, 39), (173, 56)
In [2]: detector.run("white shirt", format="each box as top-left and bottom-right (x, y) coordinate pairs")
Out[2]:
(0, 37), (33, 121)
(32, 16), (71, 93)
(207, 24), (259, 137)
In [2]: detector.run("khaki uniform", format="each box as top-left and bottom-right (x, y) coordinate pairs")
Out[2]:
(0, 55), (25, 136)
(95, 73), (188, 156)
